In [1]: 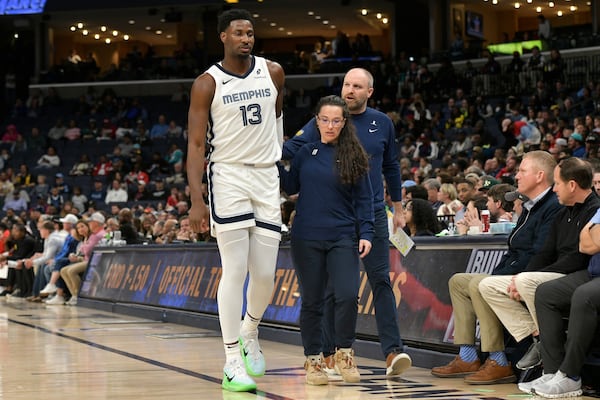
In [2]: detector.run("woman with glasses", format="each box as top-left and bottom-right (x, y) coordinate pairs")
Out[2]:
(279, 95), (374, 385)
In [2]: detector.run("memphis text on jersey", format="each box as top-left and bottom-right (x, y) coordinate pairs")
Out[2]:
(222, 88), (272, 105)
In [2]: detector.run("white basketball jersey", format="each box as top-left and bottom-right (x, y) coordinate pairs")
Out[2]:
(206, 56), (281, 164)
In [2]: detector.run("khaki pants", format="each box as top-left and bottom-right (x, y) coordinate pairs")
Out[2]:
(448, 273), (505, 352)
(60, 261), (87, 296)
(478, 271), (564, 342)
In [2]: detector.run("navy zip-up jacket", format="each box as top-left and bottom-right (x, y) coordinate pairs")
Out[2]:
(283, 108), (401, 209)
(279, 141), (374, 243)
(493, 188), (561, 276)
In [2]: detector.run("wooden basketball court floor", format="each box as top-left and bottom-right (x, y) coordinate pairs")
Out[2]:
(1, 301), (596, 400)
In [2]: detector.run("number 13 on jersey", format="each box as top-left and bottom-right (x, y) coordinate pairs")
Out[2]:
(239, 104), (262, 126)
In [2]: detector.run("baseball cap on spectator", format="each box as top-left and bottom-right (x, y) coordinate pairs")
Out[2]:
(555, 138), (567, 147)
(571, 133), (584, 143)
(479, 177), (500, 191)
(55, 173), (64, 179)
(402, 180), (417, 188)
(59, 214), (78, 224)
(89, 212), (105, 224)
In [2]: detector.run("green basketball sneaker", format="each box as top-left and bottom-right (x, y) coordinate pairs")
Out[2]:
(222, 358), (257, 392)
(239, 329), (266, 377)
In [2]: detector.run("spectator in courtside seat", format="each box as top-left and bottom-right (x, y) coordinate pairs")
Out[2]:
(479, 157), (600, 374)
(518, 207), (600, 397)
(431, 151), (561, 385)
(61, 212), (106, 306)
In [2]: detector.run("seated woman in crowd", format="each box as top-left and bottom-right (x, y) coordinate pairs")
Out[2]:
(436, 183), (463, 217)
(403, 198), (441, 237)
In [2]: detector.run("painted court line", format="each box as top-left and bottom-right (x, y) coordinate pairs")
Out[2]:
(7, 317), (294, 400)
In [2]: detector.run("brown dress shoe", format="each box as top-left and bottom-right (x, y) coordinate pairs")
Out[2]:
(431, 356), (481, 378)
(464, 359), (516, 385)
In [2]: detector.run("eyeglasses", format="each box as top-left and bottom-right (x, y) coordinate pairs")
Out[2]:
(316, 116), (345, 127)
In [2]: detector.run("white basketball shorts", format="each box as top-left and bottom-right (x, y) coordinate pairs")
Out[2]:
(207, 162), (282, 240)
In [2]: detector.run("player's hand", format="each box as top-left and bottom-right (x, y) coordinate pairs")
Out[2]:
(189, 202), (209, 234)
(358, 239), (372, 259)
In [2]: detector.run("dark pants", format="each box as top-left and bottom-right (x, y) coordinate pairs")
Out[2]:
(291, 237), (360, 356)
(53, 257), (72, 291)
(15, 267), (34, 297)
(323, 207), (404, 358)
(536, 269), (600, 376)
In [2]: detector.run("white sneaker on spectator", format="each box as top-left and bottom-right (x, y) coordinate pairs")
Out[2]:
(533, 371), (582, 398)
(40, 283), (57, 295)
(66, 296), (78, 306)
(518, 373), (554, 394)
(45, 295), (65, 305)
(6, 293), (25, 303)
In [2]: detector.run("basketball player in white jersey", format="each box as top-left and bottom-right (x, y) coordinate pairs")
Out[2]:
(187, 8), (285, 393)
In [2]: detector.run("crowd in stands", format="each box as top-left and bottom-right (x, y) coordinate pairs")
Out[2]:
(2, 45), (600, 391)
(4, 43), (600, 244)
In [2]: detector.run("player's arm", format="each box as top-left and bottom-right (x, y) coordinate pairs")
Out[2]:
(268, 60), (286, 150)
(187, 73), (214, 234)
(267, 60), (285, 117)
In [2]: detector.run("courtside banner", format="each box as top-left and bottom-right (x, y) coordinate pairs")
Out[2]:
(80, 237), (507, 345)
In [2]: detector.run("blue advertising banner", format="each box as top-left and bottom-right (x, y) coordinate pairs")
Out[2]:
(0, 0), (47, 14)
(80, 237), (508, 345)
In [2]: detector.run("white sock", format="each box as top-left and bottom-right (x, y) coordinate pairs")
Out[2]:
(224, 341), (241, 364)
(241, 312), (261, 336)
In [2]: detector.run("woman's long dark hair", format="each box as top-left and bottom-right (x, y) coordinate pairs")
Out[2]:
(315, 95), (369, 185)
(406, 198), (440, 235)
